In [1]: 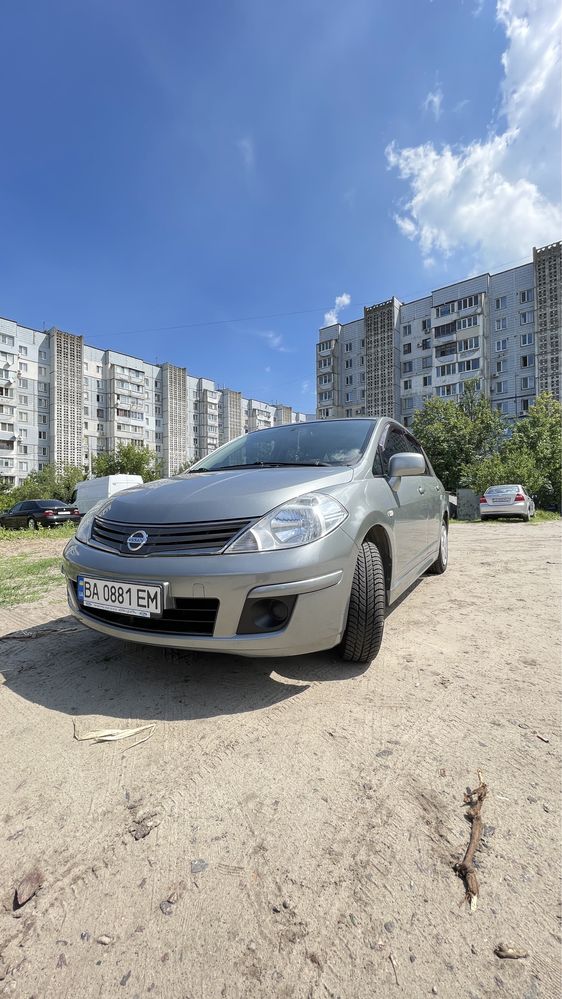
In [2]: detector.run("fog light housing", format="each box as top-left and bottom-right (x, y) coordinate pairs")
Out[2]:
(236, 596), (297, 635)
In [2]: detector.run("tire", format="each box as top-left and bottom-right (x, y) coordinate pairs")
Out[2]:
(428, 519), (448, 575)
(27, 517), (37, 530)
(523, 511), (530, 522)
(339, 541), (386, 665)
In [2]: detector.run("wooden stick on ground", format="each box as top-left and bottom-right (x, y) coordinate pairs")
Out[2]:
(454, 769), (488, 908)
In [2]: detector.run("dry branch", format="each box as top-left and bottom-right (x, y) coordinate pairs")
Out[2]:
(454, 770), (488, 906)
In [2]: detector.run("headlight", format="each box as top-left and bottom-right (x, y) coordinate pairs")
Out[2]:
(75, 500), (108, 543)
(225, 492), (348, 553)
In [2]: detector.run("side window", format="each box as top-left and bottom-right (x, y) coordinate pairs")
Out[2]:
(20, 501), (34, 511)
(10, 503), (22, 514)
(380, 426), (411, 476)
(405, 432), (432, 474)
(372, 448), (384, 476)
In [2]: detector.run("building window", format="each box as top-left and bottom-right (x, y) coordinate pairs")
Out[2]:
(495, 296), (507, 310)
(19, 345), (28, 356)
(520, 376), (534, 390)
(520, 288), (534, 304)
(345, 392), (353, 403)
(496, 360), (505, 373)
(423, 375), (432, 387)
(39, 350), (47, 360)
(345, 375), (353, 385)
(520, 398), (531, 414)
(435, 301), (456, 318)
(422, 356), (432, 369)
(457, 316), (478, 330)
(19, 362), (28, 372)
(421, 337), (431, 351)
(520, 332), (534, 346)
(521, 354), (535, 368)
(496, 380), (508, 394)
(345, 408), (352, 418)
(459, 336), (479, 351)
(458, 358), (480, 373)
(437, 363), (456, 377)
(458, 294), (479, 310)
(345, 358), (353, 369)
(436, 383), (458, 397)
(18, 395), (28, 405)
(495, 318), (507, 331)
(344, 342), (353, 352)
(403, 379), (412, 390)
(520, 310), (534, 325)
(402, 324), (411, 337)
(402, 361), (413, 374)
(421, 319), (430, 332)
(495, 339), (508, 352)
(403, 343), (412, 355)
(403, 398), (414, 411)
(495, 401), (508, 414)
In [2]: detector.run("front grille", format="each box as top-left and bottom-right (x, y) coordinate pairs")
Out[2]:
(90, 517), (252, 556)
(73, 586), (219, 636)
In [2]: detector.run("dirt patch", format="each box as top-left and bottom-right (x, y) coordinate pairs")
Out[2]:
(0, 522), (560, 998)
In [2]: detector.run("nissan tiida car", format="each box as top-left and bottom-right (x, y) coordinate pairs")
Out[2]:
(63, 419), (448, 664)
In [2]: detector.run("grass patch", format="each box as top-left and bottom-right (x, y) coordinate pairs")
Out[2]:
(452, 509), (561, 525)
(0, 554), (65, 607)
(0, 522), (77, 544)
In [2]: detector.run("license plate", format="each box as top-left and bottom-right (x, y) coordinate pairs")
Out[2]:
(77, 576), (163, 618)
(492, 497), (509, 503)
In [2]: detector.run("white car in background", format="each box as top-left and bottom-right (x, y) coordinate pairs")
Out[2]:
(480, 484), (536, 522)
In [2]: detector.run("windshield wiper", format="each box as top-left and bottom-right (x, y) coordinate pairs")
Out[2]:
(201, 461), (334, 471)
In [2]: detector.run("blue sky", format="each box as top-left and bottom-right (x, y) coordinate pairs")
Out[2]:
(1, 0), (560, 413)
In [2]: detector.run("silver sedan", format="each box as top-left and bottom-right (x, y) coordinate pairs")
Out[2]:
(480, 484), (536, 521)
(62, 419), (449, 665)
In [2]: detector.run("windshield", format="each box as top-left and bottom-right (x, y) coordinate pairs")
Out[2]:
(187, 420), (375, 472)
(485, 485), (520, 494)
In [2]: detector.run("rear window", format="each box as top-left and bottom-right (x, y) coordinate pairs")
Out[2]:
(35, 500), (67, 509)
(485, 485), (519, 494)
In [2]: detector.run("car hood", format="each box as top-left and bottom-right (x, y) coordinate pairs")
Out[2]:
(96, 467), (354, 524)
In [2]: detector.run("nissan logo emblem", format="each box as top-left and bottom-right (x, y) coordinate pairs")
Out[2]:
(126, 530), (148, 552)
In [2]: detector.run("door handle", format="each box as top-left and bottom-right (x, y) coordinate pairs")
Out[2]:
(418, 486), (425, 494)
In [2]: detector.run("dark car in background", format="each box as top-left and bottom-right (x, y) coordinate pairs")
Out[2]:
(0, 499), (81, 530)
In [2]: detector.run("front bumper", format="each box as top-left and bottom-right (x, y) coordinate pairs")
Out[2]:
(62, 531), (358, 657)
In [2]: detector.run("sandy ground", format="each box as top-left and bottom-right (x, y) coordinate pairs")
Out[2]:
(0, 522), (560, 999)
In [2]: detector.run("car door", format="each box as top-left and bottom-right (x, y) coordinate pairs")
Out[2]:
(19, 501), (36, 527)
(4, 503), (22, 527)
(405, 430), (442, 554)
(377, 424), (432, 583)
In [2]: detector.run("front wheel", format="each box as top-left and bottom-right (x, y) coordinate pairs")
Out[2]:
(428, 519), (448, 575)
(339, 541), (386, 665)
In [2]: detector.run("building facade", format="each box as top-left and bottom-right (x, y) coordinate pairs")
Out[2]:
(316, 242), (561, 427)
(0, 321), (308, 487)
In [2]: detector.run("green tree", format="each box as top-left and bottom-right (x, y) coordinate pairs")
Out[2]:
(509, 393), (562, 509)
(91, 443), (162, 481)
(461, 444), (545, 500)
(0, 464), (86, 511)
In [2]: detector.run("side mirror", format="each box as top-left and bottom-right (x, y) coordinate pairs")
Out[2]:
(388, 452), (426, 492)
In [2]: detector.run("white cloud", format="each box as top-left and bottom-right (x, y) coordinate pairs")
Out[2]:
(301, 380), (310, 394)
(323, 292), (351, 327)
(422, 88), (443, 121)
(265, 365), (271, 373)
(472, 0), (485, 16)
(259, 330), (289, 352)
(237, 136), (255, 171)
(387, 0), (562, 270)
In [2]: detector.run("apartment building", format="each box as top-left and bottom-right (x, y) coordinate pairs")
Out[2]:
(0, 320), (308, 487)
(316, 241), (561, 426)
